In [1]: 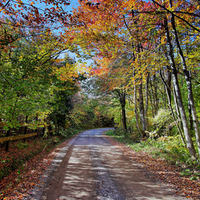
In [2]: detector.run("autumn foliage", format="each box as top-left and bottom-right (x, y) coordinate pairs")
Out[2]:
(0, 0), (200, 198)
(68, 0), (200, 159)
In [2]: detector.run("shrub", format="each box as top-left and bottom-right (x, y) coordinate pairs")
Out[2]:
(150, 108), (174, 136)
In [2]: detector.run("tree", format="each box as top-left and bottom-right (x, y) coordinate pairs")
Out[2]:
(0, 23), (79, 134)
(49, 54), (80, 132)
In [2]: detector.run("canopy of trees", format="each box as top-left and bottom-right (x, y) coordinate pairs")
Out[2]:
(1, 0), (200, 160)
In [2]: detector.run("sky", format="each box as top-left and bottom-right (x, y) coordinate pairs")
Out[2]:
(36, 0), (79, 13)
(66, 0), (79, 13)
(12, 0), (94, 66)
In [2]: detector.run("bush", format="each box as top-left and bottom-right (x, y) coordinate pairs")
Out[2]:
(150, 108), (174, 136)
(105, 129), (199, 171)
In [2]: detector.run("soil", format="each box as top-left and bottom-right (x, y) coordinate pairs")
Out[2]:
(25, 128), (190, 200)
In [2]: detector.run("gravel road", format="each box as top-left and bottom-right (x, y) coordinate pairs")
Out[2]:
(27, 128), (188, 200)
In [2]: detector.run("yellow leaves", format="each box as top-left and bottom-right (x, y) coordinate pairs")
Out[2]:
(126, 104), (136, 119)
(77, 63), (89, 74)
(54, 58), (64, 63)
(36, 111), (50, 121)
(64, 120), (70, 129)
(18, 55), (23, 61)
(122, 0), (136, 11)
(53, 63), (78, 82)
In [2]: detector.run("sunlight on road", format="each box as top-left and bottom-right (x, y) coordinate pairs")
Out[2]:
(38, 128), (184, 200)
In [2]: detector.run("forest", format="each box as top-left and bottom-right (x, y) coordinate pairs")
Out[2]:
(0, 0), (200, 198)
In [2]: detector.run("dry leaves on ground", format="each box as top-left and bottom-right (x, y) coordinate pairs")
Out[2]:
(104, 135), (200, 200)
(0, 135), (79, 200)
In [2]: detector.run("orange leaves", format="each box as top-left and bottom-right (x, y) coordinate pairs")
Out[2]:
(89, 56), (131, 92)
(0, 137), (74, 199)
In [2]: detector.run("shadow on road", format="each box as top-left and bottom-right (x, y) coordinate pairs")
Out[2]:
(31, 128), (185, 200)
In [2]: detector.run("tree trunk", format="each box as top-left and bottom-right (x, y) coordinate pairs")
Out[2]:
(159, 70), (186, 145)
(173, 85), (182, 130)
(149, 77), (156, 117)
(138, 81), (146, 137)
(116, 89), (127, 133)
(170, 9), (200, 157)
(153, 74), (158, 115)
(163, 67), (172, 133)
(164, 17), (196, 159)
(188, 102), (193, 131)
(134, 82), (142, 136)
(120, 90), (127, 132)
(145, 75), (149, 131)
(166, 66), (172, 104)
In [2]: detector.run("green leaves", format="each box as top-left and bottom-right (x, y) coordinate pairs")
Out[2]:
(0, 23), (80, 131)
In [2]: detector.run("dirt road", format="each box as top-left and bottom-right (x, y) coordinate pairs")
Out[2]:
(28, 128), (187, 200)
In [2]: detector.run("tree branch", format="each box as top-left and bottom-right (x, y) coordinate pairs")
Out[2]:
(151, 0), (200, 33)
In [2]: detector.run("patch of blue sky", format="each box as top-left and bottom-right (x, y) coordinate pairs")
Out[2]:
(1, 0), (94, 66)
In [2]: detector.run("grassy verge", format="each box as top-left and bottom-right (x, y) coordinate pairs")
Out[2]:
(105, 129), (200, 180)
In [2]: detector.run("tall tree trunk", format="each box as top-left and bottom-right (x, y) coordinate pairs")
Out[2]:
(164, 17), (196, 159)
(170, 7), (200, 157)
(149, 77), (156, 116)
(173, 85), (182, 130)
(185, 36), (194, 131)
(123, 14), (147, 137)
(139, 81), (146, 137)
(188, 102), (193, 131)
(166, 66), (172, 104)
(153, 74), (158, 115)
(134, 82), (142, 137)
(164, 67), (172, 133)
(160, 70), (186, 145)
(172, 64), (195, 158)
(120, 92), (127, 132)
(116, 90), (127, 132)
(145, 74), (149, 131)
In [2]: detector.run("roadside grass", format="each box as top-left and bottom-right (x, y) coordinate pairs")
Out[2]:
(105, 129), (200, 180)
(0, 128), (84, 181)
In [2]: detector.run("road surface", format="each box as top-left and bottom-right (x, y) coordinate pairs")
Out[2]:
(28, 128), (187, 200)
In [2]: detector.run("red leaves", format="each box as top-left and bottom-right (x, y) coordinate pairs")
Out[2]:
(0, 139), (52, 198)
(0, 0), (72, 37)
(0, 135), (79, 199)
